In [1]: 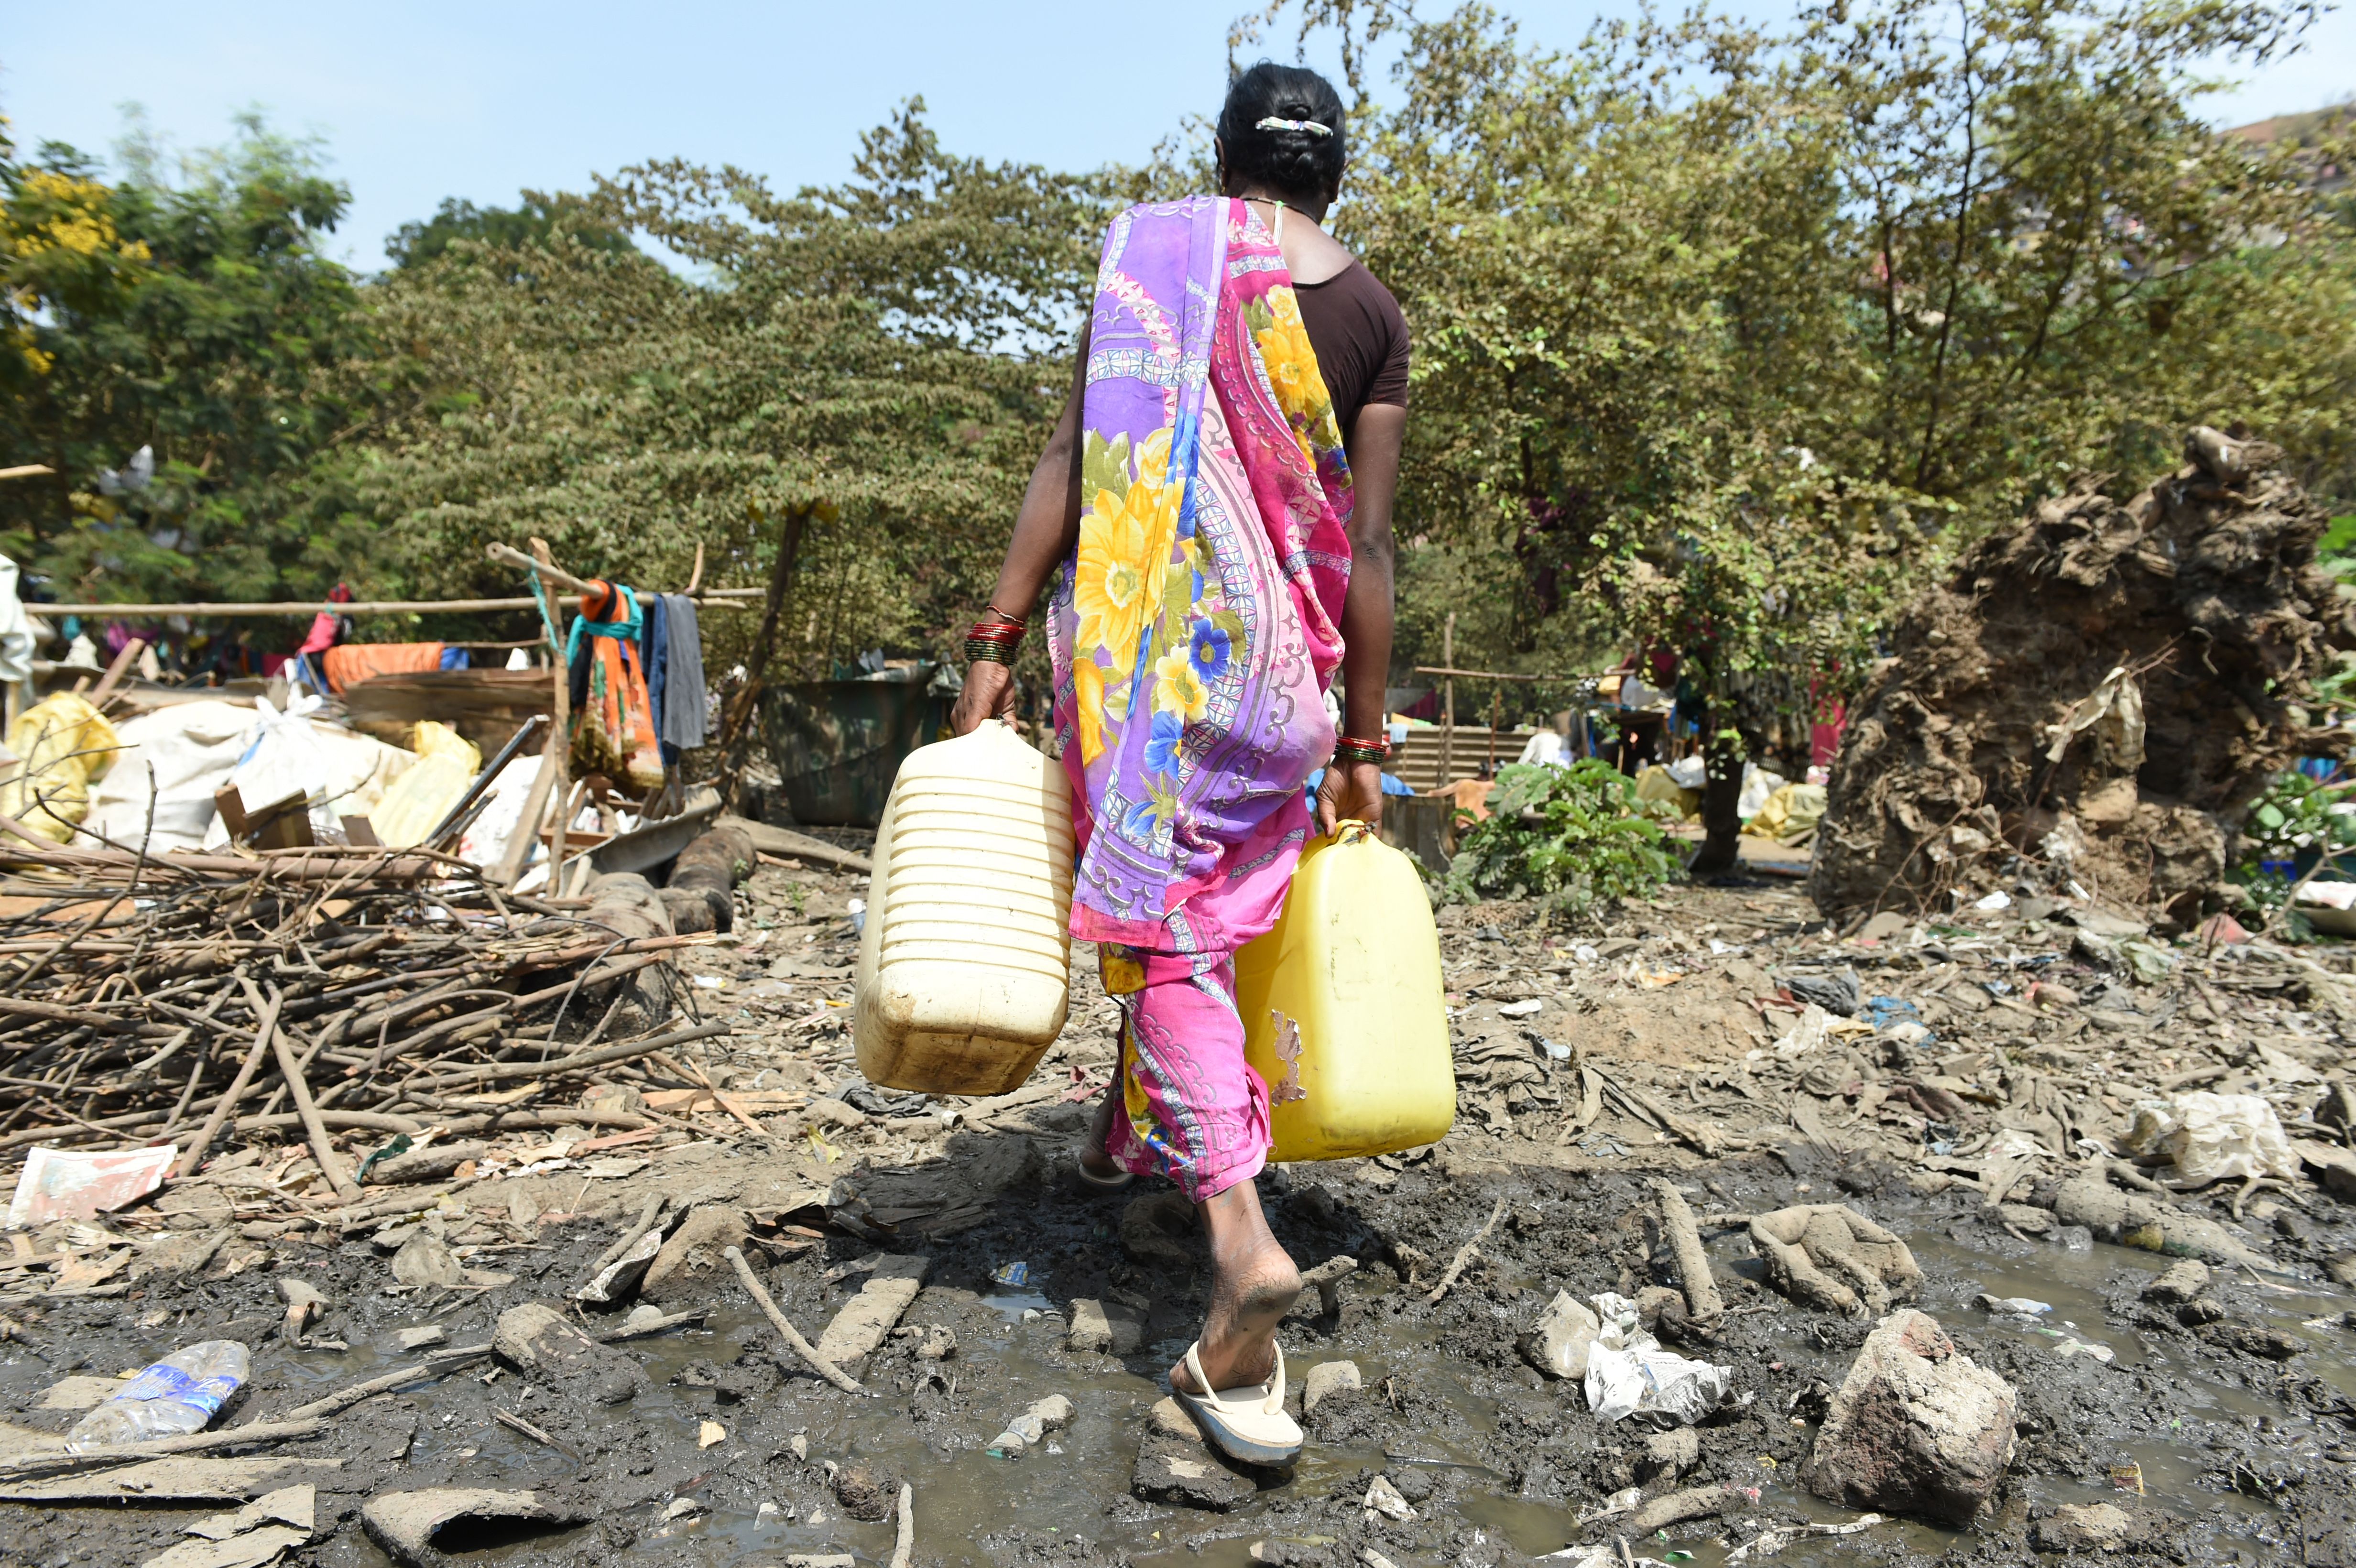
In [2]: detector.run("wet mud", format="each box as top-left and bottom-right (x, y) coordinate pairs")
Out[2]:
(9, 867), (2356, 1567)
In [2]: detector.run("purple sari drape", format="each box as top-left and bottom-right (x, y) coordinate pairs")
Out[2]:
(1048, 197), (1355, 954)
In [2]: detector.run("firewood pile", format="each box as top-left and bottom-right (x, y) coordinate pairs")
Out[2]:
(0, 807), (725, 1193)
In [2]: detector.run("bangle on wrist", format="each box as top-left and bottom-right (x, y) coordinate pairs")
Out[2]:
(1333, 734), (1389, 767)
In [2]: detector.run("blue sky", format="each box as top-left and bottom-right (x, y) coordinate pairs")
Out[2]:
(5, 0), (2346, 271)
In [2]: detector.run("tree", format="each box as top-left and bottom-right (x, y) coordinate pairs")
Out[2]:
(0, 113), (370, 620)
(384, 192), (629, 271)
(1322, 0), (2356, 871)
(345, 103), (1112, 684)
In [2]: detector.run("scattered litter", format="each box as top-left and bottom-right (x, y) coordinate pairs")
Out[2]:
(990, 1261), (1031, 1287)
(698, 1420), (726, 1449)
(2110, 1461), (2146, 1494)
(7, 1144), (176, 1228)
(1361, 1473), (1417, 1522)
(1496, 999), (1545, 1017)
(2053, 1336), (2116, 1364)
(1975, 1294), (2052, 1317)
(1974, 891), (2012, 911)
(67, 1340), (249, 1448)
(2124, 1093), (2298, 1187)
(1582, 1293), (1733, 1424)
(1725, 1513), (1884, 1563)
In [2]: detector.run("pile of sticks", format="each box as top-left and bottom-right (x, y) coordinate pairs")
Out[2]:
(0, 809), (728, 1184)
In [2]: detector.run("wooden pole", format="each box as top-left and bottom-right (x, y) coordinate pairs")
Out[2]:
(529, 540), (575, 899)
(1440, 611), (1456, 788)
(721, 502), (811, 802)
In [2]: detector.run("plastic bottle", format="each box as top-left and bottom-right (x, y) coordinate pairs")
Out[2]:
(855, 719), (1075, 1095)
(65, 1340), (250, 1449)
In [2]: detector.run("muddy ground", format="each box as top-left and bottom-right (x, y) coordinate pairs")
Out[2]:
(8, 853), (2356, 1567)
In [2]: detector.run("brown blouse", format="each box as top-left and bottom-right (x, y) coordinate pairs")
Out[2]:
(1295, 261), (1411, 444)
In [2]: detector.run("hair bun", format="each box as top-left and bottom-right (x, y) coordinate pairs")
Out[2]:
(1220, 62), (1348, 203)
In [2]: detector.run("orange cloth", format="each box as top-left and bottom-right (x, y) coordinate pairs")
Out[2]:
(321, 642), (446, 695)
(568, 581), (663, 792)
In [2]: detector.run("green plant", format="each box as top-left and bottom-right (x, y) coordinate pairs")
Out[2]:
(1441, 760), (1682, 921)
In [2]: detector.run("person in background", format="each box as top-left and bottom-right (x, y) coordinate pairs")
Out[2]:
(949, 62), (1408, 1466)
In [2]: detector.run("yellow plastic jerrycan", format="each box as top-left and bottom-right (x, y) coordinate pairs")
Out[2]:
(1236, 821), (1456, 1161)
(855, 719), (1076, 1096)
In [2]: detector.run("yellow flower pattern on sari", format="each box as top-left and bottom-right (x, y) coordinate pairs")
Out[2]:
(1250, 286), (1342, 471)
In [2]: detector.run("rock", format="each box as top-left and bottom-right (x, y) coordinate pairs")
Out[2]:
(831, 1459), (900, 1522)
(390, 1230), (464, 1290)
(1120, 1189), (1200, 1269)
(1520, 1290), (1603, 1381)
(1067, 1297), (1145, 1356)
(813, 1256), (929, 1370)
(360, 1489), (591, 1567)
(2201, 1322), (2301, 1360)
(1148, 1396), (1204, 1442)
(909, 1324), (956, 1361)
(2142, 1259), (2211, 1304)
(397, 1326), (446, 1351)
(574, 1225), (663, 1307)
(805, 1096), (868, 1131)
(1802, 1308), (2017, 1525)
(367, 1141), (487, 1186)
(1996, 1203), (2054, 1236)
(641, 1205), (747, 1296)
(1626, 1483), (1747, 1534)
(990, 1393), (1076, 1453)
(2033, 1502), (2137, 1552)
(1302, 1360), (1362, 1416)
(1362, 1474), (1416, 1521)
(2332, 1254), (2356, 1287)
(491, 1304), (642, 1404)
(1636, 1428), (1700, 1484)
(1750, 1204), (1924, 1315)
(1634, 1285), (1685, 1329)
(1132, 1430), (1254, 1511)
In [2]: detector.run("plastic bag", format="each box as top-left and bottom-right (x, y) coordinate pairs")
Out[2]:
(81, 699), (259, 854)
(0, 693), (120, 841)
(371, 721), (481, 849)
(206, 692), (417, 847)
(2124, 1091), (2297, 1187)
(1582, 1292), (1734, 1425)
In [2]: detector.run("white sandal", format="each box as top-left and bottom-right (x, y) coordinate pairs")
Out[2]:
(1172, 1340), (1303, 1467)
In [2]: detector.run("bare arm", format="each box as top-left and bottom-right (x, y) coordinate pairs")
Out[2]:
(950, 324), (1091, 734)
(1317, 401), (1405, 834)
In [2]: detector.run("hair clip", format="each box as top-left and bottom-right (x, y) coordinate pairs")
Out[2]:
(1255, 116), (1334, 137)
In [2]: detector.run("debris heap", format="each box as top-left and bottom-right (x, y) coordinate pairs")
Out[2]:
(1813, 427), (2352, 918)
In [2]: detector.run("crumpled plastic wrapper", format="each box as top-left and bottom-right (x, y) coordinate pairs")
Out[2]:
(1582, 1292), (1733, 1425)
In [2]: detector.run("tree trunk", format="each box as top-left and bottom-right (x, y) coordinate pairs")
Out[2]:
(1688, 737), (1744, 875)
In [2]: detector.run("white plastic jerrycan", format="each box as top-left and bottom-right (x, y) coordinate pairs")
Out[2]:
(855, 719), (1076, 1095)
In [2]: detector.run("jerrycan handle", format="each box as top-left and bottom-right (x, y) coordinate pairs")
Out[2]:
(1328, 819), (1375, 846)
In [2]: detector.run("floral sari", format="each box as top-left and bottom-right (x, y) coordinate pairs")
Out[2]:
(1049, 196), (1354, 957)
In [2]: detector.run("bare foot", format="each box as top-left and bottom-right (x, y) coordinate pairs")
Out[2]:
(1172, 1180), (1300, 1394)
(1080, 1093), (1125, 1182)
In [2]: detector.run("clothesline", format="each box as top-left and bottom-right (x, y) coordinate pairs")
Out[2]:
(30, 590), (761, 618)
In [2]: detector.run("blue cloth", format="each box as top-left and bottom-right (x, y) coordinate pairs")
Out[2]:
(437, 647), (470, 672)
(643, 592), (670, 746)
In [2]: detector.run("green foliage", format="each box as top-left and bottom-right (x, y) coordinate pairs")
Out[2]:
(335, 101), (1112, 672)
(1441, 760), (1682, 919)
(2239, 769), (2356, 867)
(384, 192), (628, 271)
(1335, 0), (2356, 741)
(0, 114), (369, 611)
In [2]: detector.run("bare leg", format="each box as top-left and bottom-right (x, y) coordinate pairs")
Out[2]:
(1171, 1179), (1301, 1394)
(1081, 1091), (1124, 1182)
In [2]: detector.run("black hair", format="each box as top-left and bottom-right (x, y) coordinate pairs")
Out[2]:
(1216, 62), (1347, 205)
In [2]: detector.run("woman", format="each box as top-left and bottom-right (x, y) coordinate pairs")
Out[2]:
(950, 62), (1407, 1465)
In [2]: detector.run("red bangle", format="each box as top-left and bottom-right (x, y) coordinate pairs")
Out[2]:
(1333, 735), (1389, 766)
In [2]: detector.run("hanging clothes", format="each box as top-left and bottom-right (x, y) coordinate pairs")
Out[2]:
(642, 591), (671, 762)
(0, 554), (32, 688)
(658, 594), (709, 752)
(567, 580), (664, 792)
(321, 642), (447, 694)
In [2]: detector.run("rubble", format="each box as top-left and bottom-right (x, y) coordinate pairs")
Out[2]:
(1749, 1204), (1923, 1315)
(1814, 428), (2350, 919)
(1802, 1309), (2017, 1525)
(360, 1487), (592, 1567)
